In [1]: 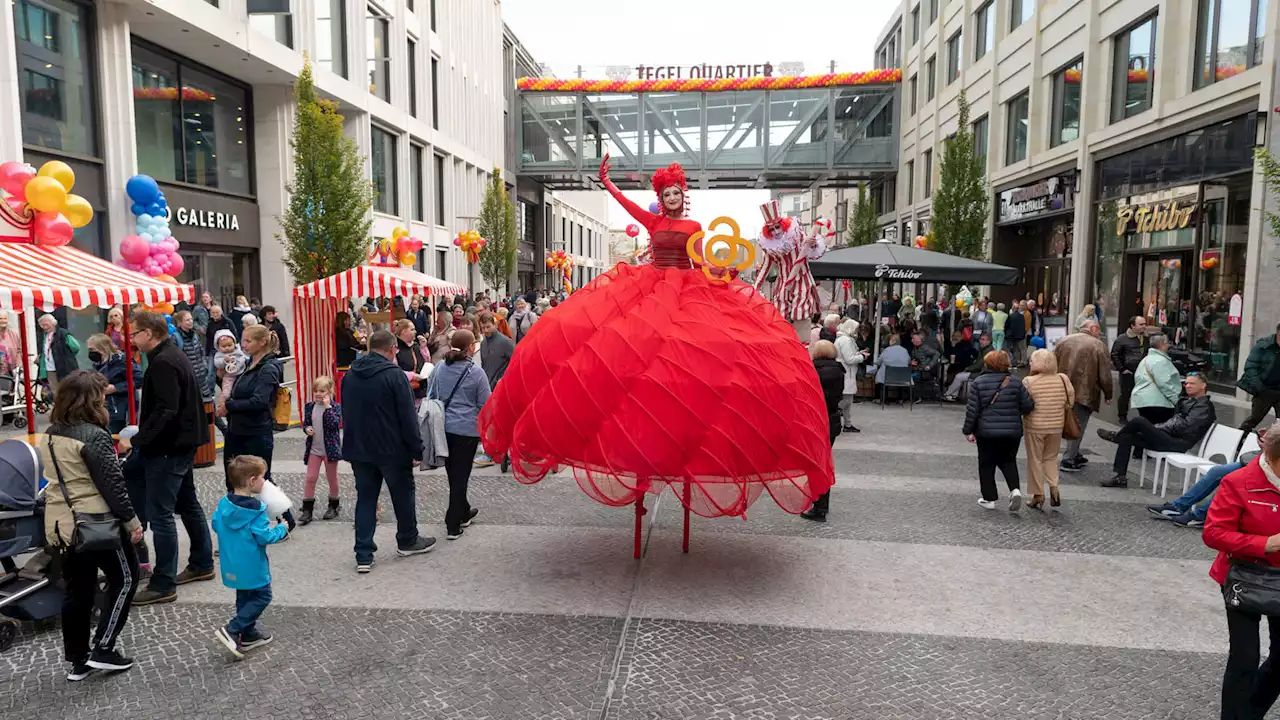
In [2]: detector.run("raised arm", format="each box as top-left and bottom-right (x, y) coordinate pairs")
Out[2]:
(600, 154), (660, 233)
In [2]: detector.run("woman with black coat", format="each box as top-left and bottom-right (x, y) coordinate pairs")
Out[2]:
(216, 325), (283, 483)
(801, 340), (845, 522)
(962, 350), (1035, 511)
(394, 319), (429, 402)
(87, 334), (142, 434)
(334, 311), (362, 369)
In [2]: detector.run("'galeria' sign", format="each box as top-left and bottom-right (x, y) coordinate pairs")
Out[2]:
(1115, 198), (1198, 236)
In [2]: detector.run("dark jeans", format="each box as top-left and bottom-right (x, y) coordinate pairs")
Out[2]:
(1242, 390), (1280, 436)
(1112, 417), (1188, 475)
(61, 538), (138, 663)
(1223, 602), (1280, 719)
(444, 433), (480, 532)
(223, 431), (275, 486)
(351, 460), (420, 564)
(977, 436), (1022, 501)
(1138, 406), (1176, 424)
(1118, 372), (1136, 419)
(226, 585), (272, 637)
(122, 452), (150, 565)
(143, 449), (212, 594)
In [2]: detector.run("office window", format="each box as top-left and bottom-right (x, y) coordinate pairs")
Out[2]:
(410, 143), (424, 221)
(436, 248), (447, 280)
(946, 31), (962, 84)
(928, 0), (938, 25)
(430, 0), (437, 32)
(922, 149), (933, 198)
(1005, 92), (1029, 165)
(905, 159), (915, 203)
(406, 0), (413, 10)
(366, 6), (390, 102)
(909, 74), (918, 115)
(974, 1), (995, 60)
(431, 57), (440, 130)
(408, 38), (418, 117)
(132, 42), (252, 195)
(248, 7), (293, 48)
(1010, 0), (1034, 30)
(1050, 59), (1082, 147)
(1194, 0), (1266, 89)
(14, 0), (98, 156)
(315, 0), (347, 78)
(1111, 15), (1156, 122)
(972, 114), (988, 172)
(433, 154), (446, 225)
(370, 125), (397, 215)
(910, 5), (920, 44)
(925, 56), (936, 100)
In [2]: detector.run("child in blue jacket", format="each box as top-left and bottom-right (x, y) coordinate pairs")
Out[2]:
(211, 455), (289, 658)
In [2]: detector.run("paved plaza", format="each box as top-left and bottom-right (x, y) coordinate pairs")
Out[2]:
(0, 403), (1241, 718)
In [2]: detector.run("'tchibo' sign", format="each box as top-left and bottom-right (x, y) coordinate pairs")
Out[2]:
(1115, 198), (1197, 236)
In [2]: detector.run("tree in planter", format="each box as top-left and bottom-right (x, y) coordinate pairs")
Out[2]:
(930, 90), (990, 261)
(277, 62), (374, 283)
(476, 167), (518, 293)
(1256, 148), (1280, 242)
(845, 182), (881, 248)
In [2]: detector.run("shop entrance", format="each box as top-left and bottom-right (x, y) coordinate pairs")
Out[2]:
(179, 248), (257, 311)
(1125, 249), (1193, 346)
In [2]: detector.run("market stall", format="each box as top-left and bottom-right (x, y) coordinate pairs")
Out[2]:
(291, 263), (466, 423)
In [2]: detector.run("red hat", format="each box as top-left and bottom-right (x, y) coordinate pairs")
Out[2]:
(651, 163), (688, 197)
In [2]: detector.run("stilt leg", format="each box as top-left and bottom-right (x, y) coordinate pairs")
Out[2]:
(682, 483), (691, 554)
(633, 496), (646, 559)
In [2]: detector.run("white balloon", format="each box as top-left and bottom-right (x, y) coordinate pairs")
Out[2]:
(139, 232), (154, 243)
(138, 213), (153, 225)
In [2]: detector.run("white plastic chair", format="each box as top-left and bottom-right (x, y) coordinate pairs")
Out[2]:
(1140, 428), (1210, 491)
(1156, 424), (1245, 498)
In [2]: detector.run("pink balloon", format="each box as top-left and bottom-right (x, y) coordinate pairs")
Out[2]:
(0, 161), (35, 199)
(5, 197), (26, 213)
(168, 252), (184, 276)
(34, 212), (73, 246)
(162, 238), (179, 253)
(120, 235), (150, 263)
(149, 242), (167, 257)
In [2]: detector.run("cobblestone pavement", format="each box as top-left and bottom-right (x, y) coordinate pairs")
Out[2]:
(2, 407), (1239, 718)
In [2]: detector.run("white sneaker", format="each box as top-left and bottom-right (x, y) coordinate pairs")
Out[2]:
(977, 498), (996, 510)
(1009, 488), (1023, 511)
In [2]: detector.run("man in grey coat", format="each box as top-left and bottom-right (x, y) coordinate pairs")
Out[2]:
(476, 311), (515, 470)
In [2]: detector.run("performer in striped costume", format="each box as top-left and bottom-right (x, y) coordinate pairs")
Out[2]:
(753, 200), (828, 325)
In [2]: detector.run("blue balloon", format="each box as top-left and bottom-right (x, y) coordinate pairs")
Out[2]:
(147, 203), (163, 216)
(138, 213), (153, 226)
(649, 201), (660, 214)
(138, 232), (154, 243)
(1030, 336), (1046, 349)
(130, 203), (146, 216)
(126, 175), (160, 205)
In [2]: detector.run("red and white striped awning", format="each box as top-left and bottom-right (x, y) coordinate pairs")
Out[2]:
(0, 242), (194, 311)
(293, 264), (466, 300)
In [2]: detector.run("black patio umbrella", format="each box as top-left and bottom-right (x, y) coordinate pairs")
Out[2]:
(809, 239), (1020, 285)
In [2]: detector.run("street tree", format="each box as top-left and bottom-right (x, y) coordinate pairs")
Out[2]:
(278, 62), (373, 283)
(476, 167), (518, 293)
(845, 182), (880, 247)
(930, 90), (990, 261)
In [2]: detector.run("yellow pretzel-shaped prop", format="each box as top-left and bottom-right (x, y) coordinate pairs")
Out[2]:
(686, 217), (756, 283)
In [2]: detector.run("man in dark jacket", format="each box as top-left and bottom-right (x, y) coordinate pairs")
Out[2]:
(1097, 373), (1216, 487)
(129, 311), (213, 605)
(260, 306), (290, 359)
(1110, 315), (1149, 421)
(407, 297), (431, 336)
(342, 330), (434, 572)
(37, 313), (79, 389)
(1004, 302), (1028, 367)
(1239, 323), (1280, 435)
(478, 312), (514, 389)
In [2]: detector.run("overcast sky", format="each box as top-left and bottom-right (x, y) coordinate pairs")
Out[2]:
(501, 0), (898, 230)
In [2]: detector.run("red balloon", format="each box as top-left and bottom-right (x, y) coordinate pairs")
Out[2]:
(34, 211), (73, 246)
(625, 223), (640, 238)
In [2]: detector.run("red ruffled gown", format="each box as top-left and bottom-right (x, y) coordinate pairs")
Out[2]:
(478, 187), (835, 518)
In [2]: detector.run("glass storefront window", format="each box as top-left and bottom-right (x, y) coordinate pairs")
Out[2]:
(132, 42), (253, 196)
(15, 0), (98, 156)
(1196, 173), (1250, 387)
(180, 249), (254, 312)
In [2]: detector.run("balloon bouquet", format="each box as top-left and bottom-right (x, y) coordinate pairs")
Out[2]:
(454, 230), (486, 264)
(116, 175), (184, 282)
(369, 226), (423, 267)
(0, 159), (94, 245)
(545, 250), (574, 294)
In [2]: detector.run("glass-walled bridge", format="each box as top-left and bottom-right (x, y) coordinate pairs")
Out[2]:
(514, 72), (902, 191)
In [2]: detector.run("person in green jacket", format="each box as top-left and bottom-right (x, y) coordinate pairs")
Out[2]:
(1239, 322), (1280, 435)
(1130, 334), (1182, 424)
(37, 313), (81, 391)
(991, 303), (1009, 351)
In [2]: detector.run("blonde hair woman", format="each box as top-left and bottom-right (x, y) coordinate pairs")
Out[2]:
(1022, 349), (1075, 509)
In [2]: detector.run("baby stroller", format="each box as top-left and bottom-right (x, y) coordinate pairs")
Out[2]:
(0, 364), (49, 429)
(0, 439), (57, 652)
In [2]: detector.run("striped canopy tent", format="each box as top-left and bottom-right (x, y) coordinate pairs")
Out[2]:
(0, 229), (194, 430)
(291, 263), (466, 422)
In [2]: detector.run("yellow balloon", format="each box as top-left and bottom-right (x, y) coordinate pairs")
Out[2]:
(392, 226), (409, 239)
(399, 251), (417, 266)
(25, 176), (67, 213)
(37, 160), (75, 192)
(63, 194), (93, 228)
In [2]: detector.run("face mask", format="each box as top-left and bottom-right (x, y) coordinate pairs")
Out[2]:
(88, 350), (103, 363)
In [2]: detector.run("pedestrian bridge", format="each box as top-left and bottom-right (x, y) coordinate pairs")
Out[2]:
(514, 72), (901, 191)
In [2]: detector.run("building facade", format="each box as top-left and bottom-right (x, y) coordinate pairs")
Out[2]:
(875, 0), (1278, 393)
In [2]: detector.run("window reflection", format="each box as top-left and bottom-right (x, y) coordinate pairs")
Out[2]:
(15, 0), (97, 156)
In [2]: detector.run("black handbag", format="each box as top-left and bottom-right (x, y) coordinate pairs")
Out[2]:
(1224, 560), (1280, 616)
(48, 436), (122, 553)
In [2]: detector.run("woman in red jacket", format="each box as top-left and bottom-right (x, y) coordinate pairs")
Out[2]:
(1204, 421), (1280, 720)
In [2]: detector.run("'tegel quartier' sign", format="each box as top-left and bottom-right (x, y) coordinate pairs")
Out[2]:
(610, 62), (805, 81)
